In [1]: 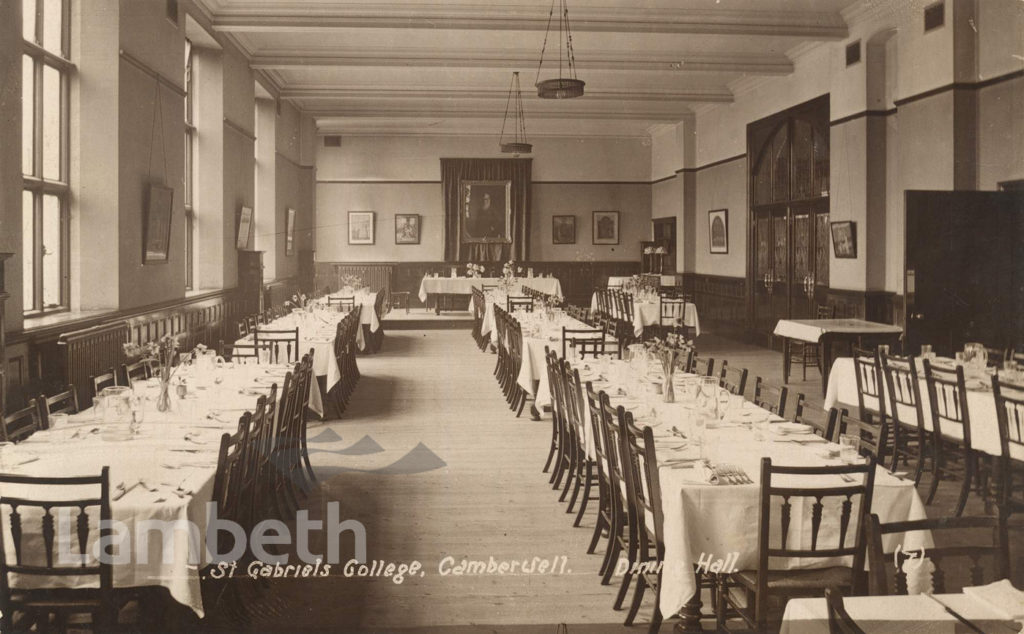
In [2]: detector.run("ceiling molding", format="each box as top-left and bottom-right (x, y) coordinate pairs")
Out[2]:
(280, 85), (733, 103)
(209, 4), (849, 38)
(302, 105), (688, 121)
(251, 49), (794, 75)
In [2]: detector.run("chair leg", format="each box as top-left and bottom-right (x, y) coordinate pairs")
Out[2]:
(559, 441), (577, 503)
(574, 464), (593, 527)
(543, 421), (558, 474)
(954, 451), (974, 516)
(614, 557), (635, 611)
(624, 573), (648, 626)
(647, 577), (663, 634)
(588, 506), (608, 554)
(925, 441), (943, 505)
(601, 528), (622, 585)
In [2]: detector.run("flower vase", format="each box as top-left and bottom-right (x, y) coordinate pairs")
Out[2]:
(156, 378), (172, 412)
(661, 354), (676, 403)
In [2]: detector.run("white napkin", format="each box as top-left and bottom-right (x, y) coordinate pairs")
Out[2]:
(694, 463), (720, 485)
(963, 579), (1024, 620)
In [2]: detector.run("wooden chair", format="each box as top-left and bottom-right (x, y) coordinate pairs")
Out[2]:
(790, 396), (840, 441)
(852, 346), (890, 466)
(507, 296), (534, 313)
(37, 385), (80, 430)
(659, 296), (687, 330)
(245, 315), (258, 334)
(985, 346), (1009, 368)
(583, 383), (615, 573)
(89, 368), (118, 401)
(991, 375), (1024, 519)
(212, 420), (252, 552)
(836, 409), (885, 460)
(922, 359), (977, 515)
(561, 361), (598, 525)
(0, 467), (115, 633)
(121, 360), (151, 387)
(715, 457), (876, 632)
(786, 304), (835, 380)
(866, 513), (1009, 595)
(620, 411), (666, 633)
(254, 327), (301, 364)
(599, 395), (630, 592)
(690, 355), (715, 377)
(561, 326), (611, 360)
(753, 376), (789, 417)
(825, 588), (865, 634)
(389, 290), (410, 314)
(719, 362), (748, 397)
(327, 296), (356, 312)
(2, 401), (43, 443)
(880, 352), (927, 485)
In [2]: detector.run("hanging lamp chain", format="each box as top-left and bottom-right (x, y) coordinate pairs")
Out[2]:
(534, 1), (557, 87)
(499, 72), (516, 145)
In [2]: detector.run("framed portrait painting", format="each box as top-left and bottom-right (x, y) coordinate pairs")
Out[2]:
(461, 180), (511, 243)
(592, 211), (619, 245)
(830, 220), (857, 258)
(236, 205), (253, 250)
(285, 207), (296, 255)
(144, 184), (174, 263)
(395, 214), (421, 245)
(708, 209), (728, 254)
(552, 215), (575, 245)
(348, 211), (375, 245)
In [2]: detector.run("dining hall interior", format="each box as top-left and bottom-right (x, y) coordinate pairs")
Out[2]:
(0, 0), (1023, 631)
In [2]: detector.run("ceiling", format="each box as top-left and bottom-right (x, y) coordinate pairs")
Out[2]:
(193, 0), (863, 138)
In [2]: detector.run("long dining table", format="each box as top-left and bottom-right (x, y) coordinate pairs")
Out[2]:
(824, 355), (1019, 460)
(0, 361), (298, 618)
(589, 292), (701, 337)
(326, 289), (382, 351)
(419, 275), (563, 314)
(566, 355), (931, 628)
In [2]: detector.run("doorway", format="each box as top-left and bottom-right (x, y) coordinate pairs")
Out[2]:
(747, 95), (831, 342)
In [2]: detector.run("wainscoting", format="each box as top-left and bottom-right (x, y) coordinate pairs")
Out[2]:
(314, 261), (642, 309)
(680, 273), (748, 339)
(824, 288), (902, 325)
(4, 285), (266, 411)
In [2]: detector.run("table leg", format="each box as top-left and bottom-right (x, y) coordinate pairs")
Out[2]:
(675, 593), (704, 633)
(820, 334), (835, 396)
(782, 337), (791, 385)
(530, 379), (541, 421)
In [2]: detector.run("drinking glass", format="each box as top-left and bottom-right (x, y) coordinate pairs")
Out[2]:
(754, 419), (771, 442)
(920, 344), (933, 359)
(129, 395), (145, 436)
(955, 352), (965, 365)
(839, 434), (860, 463)
(49, 412), (69, 430)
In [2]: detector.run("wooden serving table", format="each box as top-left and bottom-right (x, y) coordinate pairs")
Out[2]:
(773, 318), (903, 395)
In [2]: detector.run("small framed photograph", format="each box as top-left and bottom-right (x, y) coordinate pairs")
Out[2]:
(144, 184), (174, 263)
(236, 205), (253, 250)
(285, 208), (296, 255)
(830, 220), (857, 258)
(592, 211), (619, 245)
(395, 214), (421, 244)
(552, 215), (576, 245)
(708, 209), (728, 254)
(348, 211), (375, 245)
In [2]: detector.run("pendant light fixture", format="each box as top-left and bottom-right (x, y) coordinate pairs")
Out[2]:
(499, 72), (532, 154)
(535, 0), (585, 99)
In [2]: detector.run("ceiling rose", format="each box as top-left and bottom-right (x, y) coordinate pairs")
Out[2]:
(535, 0), (585, 99)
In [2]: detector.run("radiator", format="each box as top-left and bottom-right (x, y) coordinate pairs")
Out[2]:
(58, 321), (129, 407)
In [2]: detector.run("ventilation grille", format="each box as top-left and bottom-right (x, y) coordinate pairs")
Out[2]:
(845, 41), (861, 66)
(924, 2), (944, 31)
(324, 135), (342, 148)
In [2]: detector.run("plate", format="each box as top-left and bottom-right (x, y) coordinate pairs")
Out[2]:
(776, 423), (813, 435)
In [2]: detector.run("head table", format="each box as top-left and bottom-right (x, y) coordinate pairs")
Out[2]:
(0, 361), (305, 617)
(589, 291), (701, 337)
(326, 289), (381, 351)
(418, 275), (563, 312)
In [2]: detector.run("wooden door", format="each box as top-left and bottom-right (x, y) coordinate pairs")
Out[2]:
(652, 217), (677, 274)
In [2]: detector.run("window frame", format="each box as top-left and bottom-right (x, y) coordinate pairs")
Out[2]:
(22, 0), (73, 316)
(184, 37), (195, 291)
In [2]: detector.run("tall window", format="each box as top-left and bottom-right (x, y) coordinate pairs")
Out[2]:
(184, 38), (195, 290)
(22, 0), (72, 314)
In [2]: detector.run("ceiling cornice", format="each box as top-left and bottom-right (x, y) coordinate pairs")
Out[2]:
(209, 4), (848, 38)
(302, 105), (688, 121)
(280, 85), (733, 103)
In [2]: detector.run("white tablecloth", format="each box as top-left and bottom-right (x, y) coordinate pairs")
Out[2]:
(569, 360), (930, 619)
(781, 593), (1019, 633)
(328, 290), (381, 348)
(824, 356), (1013, 460)
(515, 314), (605, 410)
(774, 318), (903, 343)
(0, 364), (297, 617)
(418, 276), (563, 304)
(589, 293), (701, 337)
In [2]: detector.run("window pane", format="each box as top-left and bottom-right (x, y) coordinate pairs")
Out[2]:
(22, 191), (35, 311)
(23, 0), (38, 42)
(41, 0), (62, 55)
(22, 56), (34, 176)
(42, 194), (62, 308)
(42, 64), (61, 180)
(184, 130), (193, 206)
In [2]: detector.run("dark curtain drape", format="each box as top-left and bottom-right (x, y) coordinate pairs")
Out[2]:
(442, 158), (531, 262)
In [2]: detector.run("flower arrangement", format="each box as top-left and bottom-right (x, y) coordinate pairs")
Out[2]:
(644, 333), (691, 402)
(338, 275), (364, 291)
(500, 260), (523, 291)
(466, 263), (485, 278)
(123, 334), (182, 411)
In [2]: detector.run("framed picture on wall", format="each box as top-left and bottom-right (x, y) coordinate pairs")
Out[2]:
(236, 205), (253, 250)
(592, 211), (619, 245)
(461, 180), (512, 243)
(348, 211), (375, 245)
(285, 207), (296, 255)
(395, 214), (421, 244)
(708, 208), (728, 254)
(830, 220), (857, 258)
(144, 184), (174, 263)
(552, 215), (575, 245)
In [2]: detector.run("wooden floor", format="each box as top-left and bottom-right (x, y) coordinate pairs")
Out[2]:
(192, 327), (1023, 633)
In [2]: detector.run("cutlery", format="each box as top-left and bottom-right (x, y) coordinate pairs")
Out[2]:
(839, 473), (855, 483)
(112, 482), (140, 501)
(13, 456), (40, 467)
(925, 595), (986, 634)
(671, 426), (687, 439)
